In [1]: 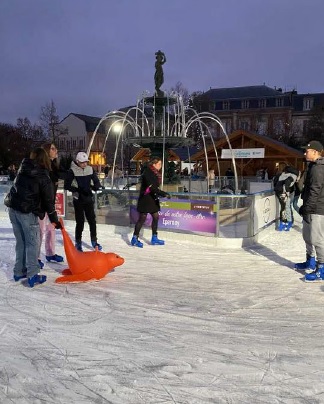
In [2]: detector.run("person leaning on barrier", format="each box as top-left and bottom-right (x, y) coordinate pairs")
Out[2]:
(273, 165), (300, 231)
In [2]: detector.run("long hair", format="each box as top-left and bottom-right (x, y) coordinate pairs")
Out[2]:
(30, 147), (52, 171)
(149, 156), (162, 166)
(42, 142), (59, 169)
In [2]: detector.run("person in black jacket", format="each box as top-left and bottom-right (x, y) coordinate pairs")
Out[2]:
(273, 165), (300, 231)
(64, 152), (102, 252)
(5, 147), (61, 287)
(298, 141), (324, 281)
(131, 157), (171, 248)
(38, 142), (66, 266)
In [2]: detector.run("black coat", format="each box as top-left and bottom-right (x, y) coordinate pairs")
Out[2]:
(301, 157), (324, 215)
(137, 167), (168, 213)
(5, 158), (58, 222)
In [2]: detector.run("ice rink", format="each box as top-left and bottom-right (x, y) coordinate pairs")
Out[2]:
(1, 209), (324, 404)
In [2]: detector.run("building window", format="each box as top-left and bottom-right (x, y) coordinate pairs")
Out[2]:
(79, 138), (85, 149)
(259, 99), (267, 108)
(241, 100), (249, 109)
(276, 98), (283, 107)
(257, 120), (267, 135)
(273, 119), (284, 135)
(223, 101), (230, 110)
(240, 121), (249, 131)
(303, 98), (314, 111)
(209, 102), (215, 110)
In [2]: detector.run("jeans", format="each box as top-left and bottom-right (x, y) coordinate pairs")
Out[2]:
(285, 192), (294, 223)
(9, 208), (40, 278)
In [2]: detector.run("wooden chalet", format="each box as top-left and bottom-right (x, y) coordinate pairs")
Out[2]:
(190, 130), (305, 178)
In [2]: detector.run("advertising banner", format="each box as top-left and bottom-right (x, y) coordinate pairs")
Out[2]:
(221, 148), (265, 159)
(130, 197), (217, 235)
(55, 191), (65, 217)
(253, 194), (276, 233)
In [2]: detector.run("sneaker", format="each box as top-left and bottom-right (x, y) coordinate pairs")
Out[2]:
(131, 235), (143, 248)
(46, 254), (64, 263)
(14, 274), (27, 282)
(28, 274), (47, 288)
(75, 242), (83, 252)
(91, 241), (102, 251)
(38, 259), (44, 269)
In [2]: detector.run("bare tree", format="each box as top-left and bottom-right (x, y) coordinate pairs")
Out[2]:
(169, 81), (190, 107)
(39, 100), (60, 142)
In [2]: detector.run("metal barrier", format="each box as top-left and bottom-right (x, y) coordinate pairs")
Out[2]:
(62, 188), (276, 239)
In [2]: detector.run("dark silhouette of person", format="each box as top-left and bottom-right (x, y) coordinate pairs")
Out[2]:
(154, 50), (166, 96)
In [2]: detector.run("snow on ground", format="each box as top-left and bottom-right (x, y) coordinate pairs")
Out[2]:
(1, 204), (324, 404)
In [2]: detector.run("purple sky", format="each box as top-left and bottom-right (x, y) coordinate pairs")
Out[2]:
(1, 0), (324, 125)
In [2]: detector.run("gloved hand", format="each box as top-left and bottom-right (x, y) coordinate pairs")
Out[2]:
(166, 193), (171, 199)
(299, 205), (304, 216)
(53, 221), (62, 230)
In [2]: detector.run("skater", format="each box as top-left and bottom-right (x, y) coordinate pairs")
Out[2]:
(207, 168), (215, 193)
(297, 141), (324, 281)
(38, 142), (65, 267)
(64, 152), (102, 252)
(131, 157), (171, 248)
(5, 147), (61, 287)
(273, 165), (300, 231)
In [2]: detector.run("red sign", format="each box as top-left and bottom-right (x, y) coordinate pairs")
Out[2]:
(55, 191), (65, 217)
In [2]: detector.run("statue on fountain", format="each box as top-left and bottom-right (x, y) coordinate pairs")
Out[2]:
(154, 50), (166, 97)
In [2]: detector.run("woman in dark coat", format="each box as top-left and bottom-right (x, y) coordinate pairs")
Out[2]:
(131, 157), (170, 248)
(5, 147), (61, 287)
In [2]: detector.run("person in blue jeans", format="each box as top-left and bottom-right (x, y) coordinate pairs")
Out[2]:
(5, 147), (61, 287)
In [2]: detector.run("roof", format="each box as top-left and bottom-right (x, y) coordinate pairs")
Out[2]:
(200, 85), (283, 100)
(191, 130), (304, 161)
(60, 113), (108, 134)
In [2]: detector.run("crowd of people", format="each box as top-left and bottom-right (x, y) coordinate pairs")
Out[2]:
(4, 138), (324, 286)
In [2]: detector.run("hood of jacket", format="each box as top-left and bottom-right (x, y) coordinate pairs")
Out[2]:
(18, 158), (49, 179)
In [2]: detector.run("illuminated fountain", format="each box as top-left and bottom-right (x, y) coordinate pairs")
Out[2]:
(87, 51), (238, 192)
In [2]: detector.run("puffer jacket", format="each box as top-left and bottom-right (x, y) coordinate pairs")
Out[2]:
(137, 166), (169, 213)
(301, 157), (324, 215)
(64, 161), (101, 204)
(5, 158), (58, 222)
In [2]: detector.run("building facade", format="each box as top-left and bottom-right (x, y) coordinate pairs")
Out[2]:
(193, 85), (324, 142)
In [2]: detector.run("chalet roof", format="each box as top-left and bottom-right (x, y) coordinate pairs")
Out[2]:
(191, 130), (304, 161)
(201, 85), (283, 100)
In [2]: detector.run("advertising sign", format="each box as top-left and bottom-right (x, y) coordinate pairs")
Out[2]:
(253, 194), (276, 233)
(130, 197), (217, 235)
(221, 148), (265, 159)
(55, 191), (65, 217)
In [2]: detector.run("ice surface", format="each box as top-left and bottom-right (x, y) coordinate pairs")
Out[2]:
(1, 205), (324, 404)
